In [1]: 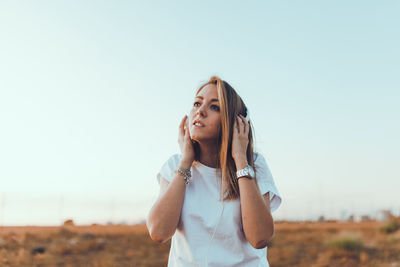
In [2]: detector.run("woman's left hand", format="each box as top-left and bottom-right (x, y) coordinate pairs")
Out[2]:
(231, 114), (249, 161)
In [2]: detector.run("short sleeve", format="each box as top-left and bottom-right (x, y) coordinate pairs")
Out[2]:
(254, 152), (282, 213)
(156, 153), (181, 185)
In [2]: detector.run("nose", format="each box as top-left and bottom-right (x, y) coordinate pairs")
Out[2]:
(196, 105), (206, 118)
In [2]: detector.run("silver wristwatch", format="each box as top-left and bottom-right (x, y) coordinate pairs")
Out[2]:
(236, 165), (255, 180)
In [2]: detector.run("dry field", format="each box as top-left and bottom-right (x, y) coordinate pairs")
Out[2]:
(0, 218), (399, 267)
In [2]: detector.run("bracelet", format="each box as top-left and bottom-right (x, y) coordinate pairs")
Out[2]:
(175, 167), (192, 184)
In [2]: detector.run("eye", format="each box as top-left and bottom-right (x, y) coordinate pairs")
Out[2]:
(193, 102), (220, 111)
(211, 105), (220, 111)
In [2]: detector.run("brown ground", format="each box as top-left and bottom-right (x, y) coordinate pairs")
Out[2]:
(0, 219), (399, 267)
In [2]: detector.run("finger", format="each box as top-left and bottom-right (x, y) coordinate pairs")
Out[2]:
(186, 126), (193, 143)
(234, 116), (239, 134)
(239, 114), (248, 135)
(238, 114), (244, 134)
(244, 115), (250, 136)
(181, 115), (187, 125)
(180, 115), (186, 129)
(237, 115), (244, 135)
(180, 115), (187, 136)
(185, 124), (190, 139)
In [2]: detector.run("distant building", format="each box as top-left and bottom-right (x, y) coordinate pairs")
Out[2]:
(347, 215), (355, 222)
(360, 215), (372, 222)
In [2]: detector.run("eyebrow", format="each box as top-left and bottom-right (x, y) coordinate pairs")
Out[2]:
(195, 96), (219, 102)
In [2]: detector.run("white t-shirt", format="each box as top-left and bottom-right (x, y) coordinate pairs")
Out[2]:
(156, 152), (282, 267)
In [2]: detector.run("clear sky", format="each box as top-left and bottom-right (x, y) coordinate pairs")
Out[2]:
(0, 1), (399, 226)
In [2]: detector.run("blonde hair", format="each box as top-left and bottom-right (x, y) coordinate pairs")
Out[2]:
(193, 76), (259, 201)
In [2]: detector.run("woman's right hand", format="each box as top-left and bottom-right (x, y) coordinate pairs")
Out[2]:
(178, 115), (195, 164)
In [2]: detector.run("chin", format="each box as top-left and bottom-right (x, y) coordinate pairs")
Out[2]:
(190, 134), (201, 140)
(192, 135), (217, 143)
(190, 133), (203, 140)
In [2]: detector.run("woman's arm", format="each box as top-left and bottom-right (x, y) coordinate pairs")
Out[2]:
(146, 158), (192, 243)
(235, 156), (274, 249)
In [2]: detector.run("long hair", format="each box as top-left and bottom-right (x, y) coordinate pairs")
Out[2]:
(192, 75), (259, 201)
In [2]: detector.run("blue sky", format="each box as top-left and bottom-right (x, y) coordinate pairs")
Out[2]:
(0, 1), (399, 225)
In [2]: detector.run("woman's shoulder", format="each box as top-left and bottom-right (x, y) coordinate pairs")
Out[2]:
(252, 151), (271, 170)
(167, 153), (182, 167)
(156, 153), (183, 184)
(253, 151), (265, 162)
(158, 153), (183, 172)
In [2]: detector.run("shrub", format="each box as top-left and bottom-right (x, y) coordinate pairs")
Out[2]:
(63, 219), (75, 226)
(326, 236), (364, 252)
(380, 217), (400, 234)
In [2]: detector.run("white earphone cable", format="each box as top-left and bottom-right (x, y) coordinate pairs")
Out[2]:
(204, 200), (224, 267)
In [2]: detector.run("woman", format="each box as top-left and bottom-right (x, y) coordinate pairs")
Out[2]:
(146, 76), (282, 267)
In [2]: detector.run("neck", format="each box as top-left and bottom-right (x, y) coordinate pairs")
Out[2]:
(196, 140), (219, 168)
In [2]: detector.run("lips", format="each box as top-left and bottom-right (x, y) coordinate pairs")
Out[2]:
(193, 119), (205, 127)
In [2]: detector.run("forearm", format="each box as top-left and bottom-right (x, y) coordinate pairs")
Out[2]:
(235, 156), (274, 249)
(147, 159), (192, 243)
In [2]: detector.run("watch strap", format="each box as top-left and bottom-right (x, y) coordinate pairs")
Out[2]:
(236, 165), (254, 179)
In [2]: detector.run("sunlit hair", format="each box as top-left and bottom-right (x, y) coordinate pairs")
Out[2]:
(192, 75), (259, 201)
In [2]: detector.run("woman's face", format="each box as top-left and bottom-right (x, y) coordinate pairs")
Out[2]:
(189, 83), (221, 143)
